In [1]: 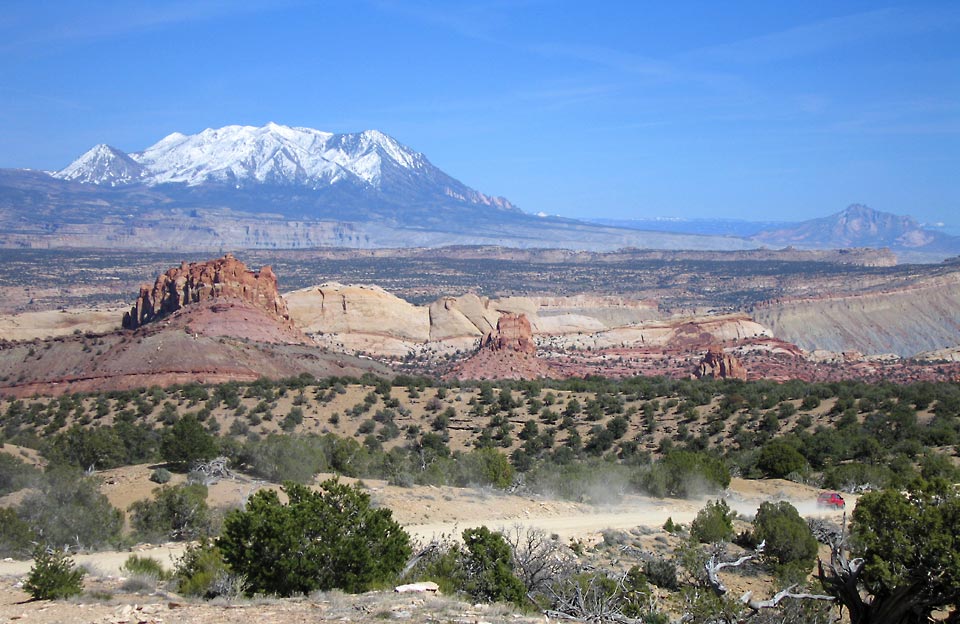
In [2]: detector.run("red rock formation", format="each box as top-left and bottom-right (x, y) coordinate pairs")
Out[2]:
(447, 313), (554, 380)
(481, 313), (536, 354)
(695, 345), (747, 380)
(122, 254), (290, 329)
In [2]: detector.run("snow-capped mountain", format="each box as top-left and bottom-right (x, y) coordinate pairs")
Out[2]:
(1, 121), (770, 253)
(55, 143), (144, 186)
(53, 122), (516, 211)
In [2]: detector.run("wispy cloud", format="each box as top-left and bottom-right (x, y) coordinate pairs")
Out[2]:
(688, 6), (960, 65)
(529, 43), (672, 78)
(820, 96), (960, 135)
(369, 81), (619, 117)
(1, 0), (301, 54)
(369, 0), (546, 45)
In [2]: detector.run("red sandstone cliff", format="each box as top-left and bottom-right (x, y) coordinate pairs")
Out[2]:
(448, 313), (554, 380)
(122, 254), (289, 330)
(481, 313), (537, 354)
(695, 345), (748, 380)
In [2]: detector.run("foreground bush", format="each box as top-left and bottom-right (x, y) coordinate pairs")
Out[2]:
(17, 467), (123, 550)
(218, 479), (411, 596)
(690, 499), (735, 544)
(23, 547), (85, 600)
(406, 526), (527, 607)
(821, 480), (960, 623)
(129, 483), (211, 542)
(460, 527), (527, 606)
(174, 539), (243, 599)
(752, 501), (818, 575)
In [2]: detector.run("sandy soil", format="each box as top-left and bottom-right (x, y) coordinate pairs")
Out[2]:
(0, 308), (122, 341)
(0, 465), (846, 578)
(0, 465), (849, 623)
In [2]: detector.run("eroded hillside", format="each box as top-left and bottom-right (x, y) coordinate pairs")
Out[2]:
(753, 271), (960, 356)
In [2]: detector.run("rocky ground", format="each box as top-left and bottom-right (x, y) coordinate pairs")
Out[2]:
(0, 469), (844, 624)
(0, 578), (537, 624)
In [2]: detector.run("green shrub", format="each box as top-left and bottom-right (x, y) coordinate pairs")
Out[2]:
(238, 434), (327, 483)
(174, 539), (241, 599)
(0, 453), (39, 496)
(752, 501), (818, 575)
(218, 479), (411, 596)
(621, 566), (659, 620)
(402, 539), (463, 595)
(129, 483), (211, 542)
(822, 463), (900, 491)
(120, 554), (172, 592)
(149, 468), (172, 484)
(121, 554), (171, 580)
(636, 451), (730, 498)
(690, 499), (735, 544)
(459, 526), (527, 606)
(0, 507), (35, 558)
(160, 415), (218, 467)
(848, 482), (960, 619)
(756, 439), (808, 479)
(919, 452), (960, 482)
(18, 467), (123, 550)
(456, 448), (515, 489)
(46, 425), (127, 471)
(643, 557), (678, 590)
(23, 547), (85, 600)
(525, 459), (631, 504)
(280, 407), (304, 432)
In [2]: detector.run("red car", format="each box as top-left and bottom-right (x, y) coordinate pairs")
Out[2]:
(817, 492), (845, 509)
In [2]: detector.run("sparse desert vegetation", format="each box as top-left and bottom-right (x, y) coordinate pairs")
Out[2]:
(0, 373), (958, 621)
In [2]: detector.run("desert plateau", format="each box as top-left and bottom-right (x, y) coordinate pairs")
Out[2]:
(0, 248), (956, 623)
(2, 4), (959, 621)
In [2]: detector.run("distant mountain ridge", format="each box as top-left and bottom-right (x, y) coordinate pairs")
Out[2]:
(1, 125), (957, 259)
(0, 123), (759, 252)
(750, 204), (960, 262)
(53, 123), (517, 211)
(587, 217), (790, 238)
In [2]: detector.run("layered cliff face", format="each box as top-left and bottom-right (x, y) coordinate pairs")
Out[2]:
(285, 282), (430, 341)
(284, 284), (772, 357)
(752, 272), (960, 357)
(122, 254), (289, 330)
(694, 345), (747, 380)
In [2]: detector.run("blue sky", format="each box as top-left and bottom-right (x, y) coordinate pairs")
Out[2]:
(1, 1), (958, 225)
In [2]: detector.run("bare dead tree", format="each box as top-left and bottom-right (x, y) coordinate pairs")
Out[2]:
(703, 540), (834, 618)
(544, 571), (652, 624)
(503, 524), (575, 598)
(816, 539), (936, 624)
(190, 456), (232, 485)
(740, 585), (834, 614)
(399, 541), (442, 578)
(813, 505), (960, 624)
(704, 541), (765, 596)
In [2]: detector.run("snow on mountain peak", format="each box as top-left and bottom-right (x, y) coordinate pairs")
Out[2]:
(115, 123), (426, 188)
(54, 143), (144, 186)
(50, 123), (518, 212)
